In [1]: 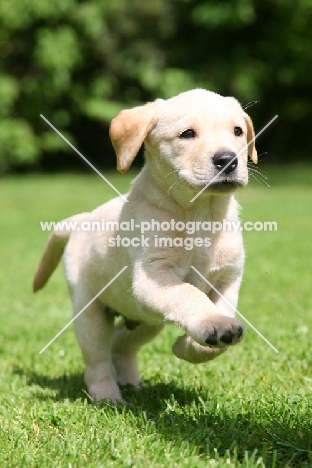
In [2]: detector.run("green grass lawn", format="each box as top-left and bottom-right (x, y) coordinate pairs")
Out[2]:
(0, 165), (311, 467)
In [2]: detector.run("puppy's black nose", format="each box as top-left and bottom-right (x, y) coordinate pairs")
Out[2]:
(213, 151), (238, 174)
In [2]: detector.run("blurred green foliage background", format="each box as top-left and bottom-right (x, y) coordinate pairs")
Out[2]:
(0, 0), (311, 173)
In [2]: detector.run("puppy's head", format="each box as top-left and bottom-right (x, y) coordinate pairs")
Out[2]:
(110, 89), (257, 195)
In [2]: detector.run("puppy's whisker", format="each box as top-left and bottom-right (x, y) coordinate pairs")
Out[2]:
(165, 169), (180, 179)
(167, 177), (183, 194)
(177, 179), (187, 191)
(248, 152), (267, 167)
(178, 180), (188, 191)
(248, 168), (270, 187)
(249, 168), (268, 180)
(248, 173), (265, 187)
(247, 163), (269, 180)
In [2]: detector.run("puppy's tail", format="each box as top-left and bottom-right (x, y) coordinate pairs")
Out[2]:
(33, 213), (88, 292)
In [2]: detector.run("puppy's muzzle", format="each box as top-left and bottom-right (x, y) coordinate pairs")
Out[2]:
(213, 151), (238, 175)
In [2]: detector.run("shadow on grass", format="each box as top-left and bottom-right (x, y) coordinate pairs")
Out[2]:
(14, 366), (312, 467)
(13, 365), (86, 401)
(120, 384), (312, 467)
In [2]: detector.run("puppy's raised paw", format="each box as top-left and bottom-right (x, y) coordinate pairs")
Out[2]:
(187, 314), (245, 348)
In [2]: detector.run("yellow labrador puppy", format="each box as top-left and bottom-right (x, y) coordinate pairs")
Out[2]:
(34, 89), (257, 402)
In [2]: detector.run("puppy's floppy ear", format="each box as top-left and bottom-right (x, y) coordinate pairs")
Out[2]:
(109, 103), (157, 173)
(244, 113), (258, 164)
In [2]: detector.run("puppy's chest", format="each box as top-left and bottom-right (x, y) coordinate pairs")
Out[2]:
(178, 230), (230, 284)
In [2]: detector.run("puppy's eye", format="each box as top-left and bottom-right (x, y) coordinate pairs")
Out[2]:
(234, 126), (243, 136)
(179, 129), (196, 139)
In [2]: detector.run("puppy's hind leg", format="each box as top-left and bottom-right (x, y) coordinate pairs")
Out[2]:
(112, 320), (164, 387)
(72, 290), (122, 402)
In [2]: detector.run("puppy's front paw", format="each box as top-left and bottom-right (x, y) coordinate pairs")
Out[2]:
(188, 314), (244, 347)
(87, 383), (124, 403)
(85, 368), (123, 403)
